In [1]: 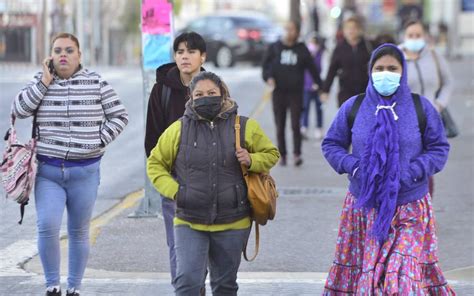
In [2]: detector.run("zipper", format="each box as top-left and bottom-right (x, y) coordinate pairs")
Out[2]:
(210, 121), (215, 129)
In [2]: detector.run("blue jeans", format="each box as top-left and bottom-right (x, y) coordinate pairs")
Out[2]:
(35, 161), (100, 290)
(161, 195), (177, 284)
(301, 90), (323, 128)
(174, 225), (250, 296)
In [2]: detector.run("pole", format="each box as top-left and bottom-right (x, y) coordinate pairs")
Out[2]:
(290, 0), (301, 24)
(129, 0), (174, 218)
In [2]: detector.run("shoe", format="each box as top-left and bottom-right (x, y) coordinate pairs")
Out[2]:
(314, 128), (323, 140)
(66, 288), (80, 296)
(45, 287), (61, 296)
(300, 126), (308, 140)
(280, 155), (287, 166)
(294, 155), (303, 167)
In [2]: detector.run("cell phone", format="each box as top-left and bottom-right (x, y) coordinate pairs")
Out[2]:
(48, 60), (54, 74)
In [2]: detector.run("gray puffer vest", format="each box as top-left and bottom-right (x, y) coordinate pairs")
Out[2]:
(173, 101), (250, 224)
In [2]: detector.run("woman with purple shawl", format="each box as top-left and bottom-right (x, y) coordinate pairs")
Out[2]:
(321, 44), (455, 295)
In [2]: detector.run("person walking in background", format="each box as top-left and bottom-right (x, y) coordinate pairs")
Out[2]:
(147, 71), (279, 295)
(144, 32), (207, 289)
(262, 20), (322, 167)
(12, 33), (128, 296)
(321, 43), (454, 295)
(400, 19), (454, 197)
(320, 16), (372, 107)
(300, 33), (325, 140)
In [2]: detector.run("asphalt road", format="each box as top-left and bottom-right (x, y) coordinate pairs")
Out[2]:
(0, 59), (473, 295)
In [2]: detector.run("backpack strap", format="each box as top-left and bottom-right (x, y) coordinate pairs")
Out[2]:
(161, 84), (172, 123)
(411, 93), (426, 136)
(347, 92), (426, 139)
(348, 93), (365, 131)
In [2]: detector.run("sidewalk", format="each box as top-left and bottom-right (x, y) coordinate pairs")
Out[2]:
(4, 57), (474, 295)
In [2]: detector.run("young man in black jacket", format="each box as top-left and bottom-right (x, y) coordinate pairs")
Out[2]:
(144, 32), (206, 288)
(262, 20), (322, 166)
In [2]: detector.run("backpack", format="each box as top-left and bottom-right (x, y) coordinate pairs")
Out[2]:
(1, 115), (38, 224)
(348, 92), (426, 136)
(234, 115), (278, 261)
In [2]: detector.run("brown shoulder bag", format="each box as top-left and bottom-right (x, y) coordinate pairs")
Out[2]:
(234, 115), (278, 261)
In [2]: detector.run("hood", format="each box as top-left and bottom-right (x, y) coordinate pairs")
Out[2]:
(156, 62), (206, 90)
(184, 97), (238, 121)
(365, 43), (411, 104)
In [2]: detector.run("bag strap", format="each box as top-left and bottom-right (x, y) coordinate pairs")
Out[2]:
(348, 93), (365, 131)
(243, 222), (259, 262)
(234, 115), (248, 175)
(412, 93), (426, 137)
(235, 115), (259, 262)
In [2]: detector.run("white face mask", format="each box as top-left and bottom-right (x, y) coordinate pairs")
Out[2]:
(404, 38), (426, 52)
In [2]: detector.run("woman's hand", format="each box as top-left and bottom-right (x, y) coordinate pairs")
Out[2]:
(41, 57), (53, 86)
(236, 148), (252, 168)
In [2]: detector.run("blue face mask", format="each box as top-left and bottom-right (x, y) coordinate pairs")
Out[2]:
(404, 38), (426, 52)
(372, 71), (401, 96)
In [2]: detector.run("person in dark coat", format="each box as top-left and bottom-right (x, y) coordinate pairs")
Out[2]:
(262, 20), (322, 166)
(320, 16), (372, 107)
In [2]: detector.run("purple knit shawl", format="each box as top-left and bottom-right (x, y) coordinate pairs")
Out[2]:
(354, 44), (412, 243)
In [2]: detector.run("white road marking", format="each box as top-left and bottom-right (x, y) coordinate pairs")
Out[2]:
(0, 240), (38, 276)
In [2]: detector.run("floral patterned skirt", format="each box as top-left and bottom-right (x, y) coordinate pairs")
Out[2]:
(323, 193), (455, 295)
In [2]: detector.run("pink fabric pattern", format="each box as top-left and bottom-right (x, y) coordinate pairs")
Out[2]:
(323, 193), (455, 295)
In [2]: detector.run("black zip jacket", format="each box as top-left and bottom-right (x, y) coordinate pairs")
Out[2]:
(144, 63), (204, 157)
(322, 39), (372, 105)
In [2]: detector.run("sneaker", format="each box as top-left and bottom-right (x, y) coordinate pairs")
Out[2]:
(66, 288), (80, 296)
(280, 155), (287, 166)
(300, 126), (308, 140)
(45, 286), (61, 296)
(314, 128), (324, 140)
(294, 155), (303, 167)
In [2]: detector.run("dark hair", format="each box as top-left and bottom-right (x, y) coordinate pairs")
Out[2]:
(370, 46), (403, 71)
(189, 71), (230, 100)
(287, 20), (301, 34)
(373, 33), (397, 48)
(344, 16), (362, 28)
(51, 33), (80, 51)
(173, 31), (206, 53)
(403, 19), (426, 32)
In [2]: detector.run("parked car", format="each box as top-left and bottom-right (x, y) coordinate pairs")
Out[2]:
(179, 12), (282, 68)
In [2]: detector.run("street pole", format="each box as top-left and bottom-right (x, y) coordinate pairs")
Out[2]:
(290, 0), (301, 24)
(129, 0), (173, 218)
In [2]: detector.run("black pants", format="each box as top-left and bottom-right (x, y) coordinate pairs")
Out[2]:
(272, 89), (303, 157)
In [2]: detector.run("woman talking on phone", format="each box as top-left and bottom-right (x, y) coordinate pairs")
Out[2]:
(12, 33), (128, 296)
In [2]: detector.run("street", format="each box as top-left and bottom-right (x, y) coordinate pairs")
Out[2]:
(0, 58), (473, 295)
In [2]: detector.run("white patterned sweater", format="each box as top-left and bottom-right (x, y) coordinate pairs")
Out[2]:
(13, 68), (129, 160)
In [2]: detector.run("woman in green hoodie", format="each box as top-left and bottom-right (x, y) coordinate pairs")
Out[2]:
(147, 71), (280, 295)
